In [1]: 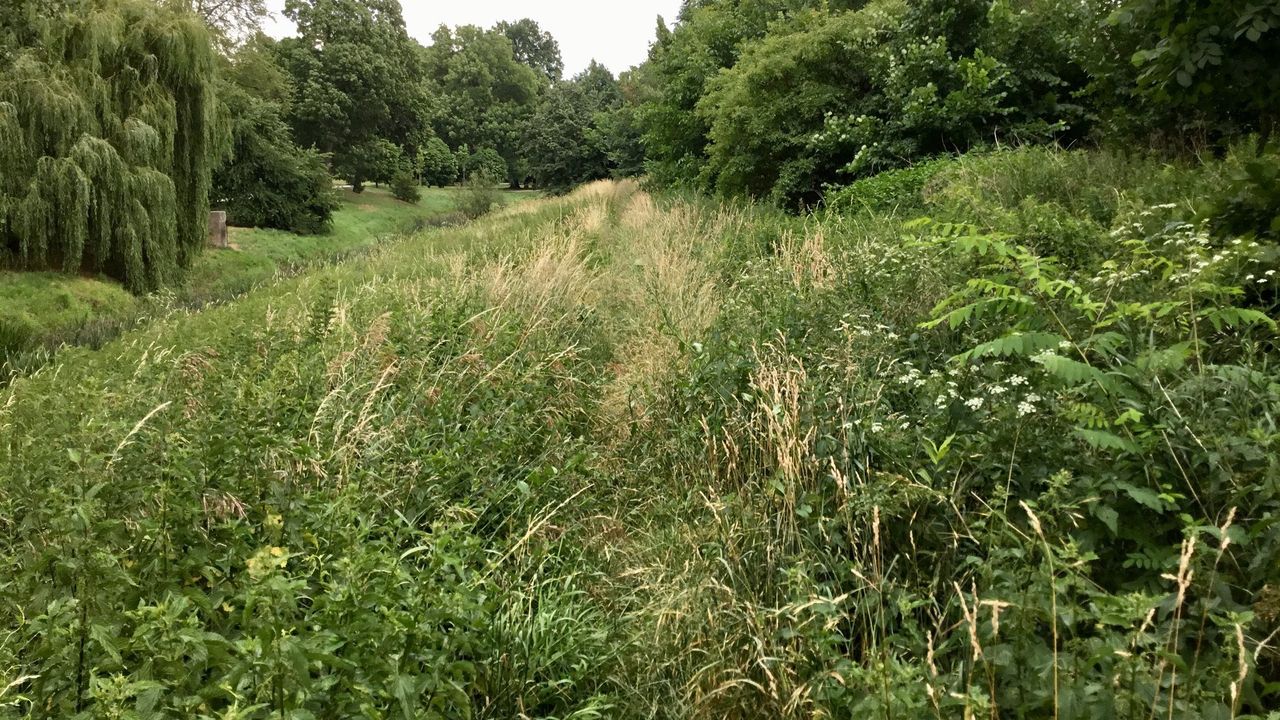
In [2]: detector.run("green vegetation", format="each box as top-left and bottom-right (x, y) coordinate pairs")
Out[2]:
(213, 35), (340, 235)
(3, 152), (1277, 715)
(276, 0), (427, 193)
(0, 0), (221, 291)
(526, 61), (627, 193)
(3, 0), (1280, 716)
(1, 187), (539, 378)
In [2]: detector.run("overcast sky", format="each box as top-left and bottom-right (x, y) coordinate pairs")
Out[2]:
(262, 1), (683, 76)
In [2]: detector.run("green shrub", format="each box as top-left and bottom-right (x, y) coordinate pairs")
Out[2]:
(389, 170), (421, 204)
(458, 175), (502, 219)
(418, 137), (457, 187)
(465, 148), (508, 186)
(1207, 144), (1280, 241)
(823, 157), (951, 213)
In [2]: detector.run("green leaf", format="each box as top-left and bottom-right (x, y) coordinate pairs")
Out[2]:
(1118, 482), (1165, 511)
(1039, 354), (1112, 389)
(1093, 505), (1119, 535)
(90, 624), (123, 666)
(1075, 428), (1139, 453)
(958, 332), (1064, 362)
(393, 674), (418, 718)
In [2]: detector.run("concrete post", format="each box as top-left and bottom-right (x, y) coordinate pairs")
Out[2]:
(208, 210), (228, 248)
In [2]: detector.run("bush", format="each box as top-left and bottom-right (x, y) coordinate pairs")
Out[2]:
(823, 157), (951, 213)
(465, 148), (508, 186)
(1206, 144), (1280, 241)
(458, 174), (502, 219)
(390, 170), (421, 204)
(418, 137), (457, 187)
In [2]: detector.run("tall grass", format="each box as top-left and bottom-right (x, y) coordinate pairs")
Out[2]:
(0, 148), (1276, 718)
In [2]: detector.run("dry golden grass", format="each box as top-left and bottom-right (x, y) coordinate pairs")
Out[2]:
(778, 227), (835, 291)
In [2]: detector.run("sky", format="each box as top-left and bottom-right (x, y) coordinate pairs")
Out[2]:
(263, 1), (684, 76)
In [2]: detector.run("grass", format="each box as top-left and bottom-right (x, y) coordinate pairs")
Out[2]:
(0, 152), (1275, 717)
(0, 185), (540, 379)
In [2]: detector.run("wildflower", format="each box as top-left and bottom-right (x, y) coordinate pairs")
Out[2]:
(965, 397), (984, 410)
(1018, 401), (1037, 417)
(1009, 375), (1027, 387)
(989, 385), (1008, 396)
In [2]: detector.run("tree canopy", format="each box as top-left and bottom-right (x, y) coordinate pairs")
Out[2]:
(278, 0), (429, 190)
(423, 24), (541, 186)
(527, 62), (626, 193)
(496, 18), (564, 83)
(213, 36), (338, 234)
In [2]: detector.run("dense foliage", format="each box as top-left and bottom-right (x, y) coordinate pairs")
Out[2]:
(3, 154), (1277, 716)
(277, 0), (428, 192)
(423, 24), (543, 187)
(213, 38), (339, 235)
(416, 136), (458, 187)
(526, 62), (624, 193)
(0, 0), (222, 292)
(636, 0), (1276, 204)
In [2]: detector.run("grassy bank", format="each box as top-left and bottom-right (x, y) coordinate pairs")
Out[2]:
(0, 186), (540, 379)
(0, 150), (1276, 717)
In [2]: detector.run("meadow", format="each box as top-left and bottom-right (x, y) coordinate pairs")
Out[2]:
(0, 147), (1275, 718)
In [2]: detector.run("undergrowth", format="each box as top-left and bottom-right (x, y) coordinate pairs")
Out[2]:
(1, 148), (1277, 718)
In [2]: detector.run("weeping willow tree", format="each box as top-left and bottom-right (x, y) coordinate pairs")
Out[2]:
(0, 0), (222, 293)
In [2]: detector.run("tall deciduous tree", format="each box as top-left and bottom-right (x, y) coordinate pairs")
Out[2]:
(214, 35), (338, 234)
(527, 62), (623, 193)
(496, 18), (564, 83)
(168, 0), (268, 48)
(423, 24), (540, 187)
(278, 0), (429, 191)
(0, 0), (222, 292)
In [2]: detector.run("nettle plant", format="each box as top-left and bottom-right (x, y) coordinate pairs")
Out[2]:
(914, 209), (1279, 711)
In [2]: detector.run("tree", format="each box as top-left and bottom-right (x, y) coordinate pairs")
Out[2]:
(598, 68), (653, 179)
(418, 136), (457, 187)
(278, 0), (430, 190)
(496, 18), (564, 83)
(390, 169), (420, 203)
(167, 0), (268, 48)
(695, 5), (897, 203)
(466, 148), (508, 184)
(1111, 0), (1280, 147)
(0, 0), (222, 292)
(526, 62), (623, 192)
(213, 43), (338, 235)
(336, 138), (406, 191)
(423, 24), (540, 187)
(646, 0), (1093, 204)
(640, 0), (864, 188)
